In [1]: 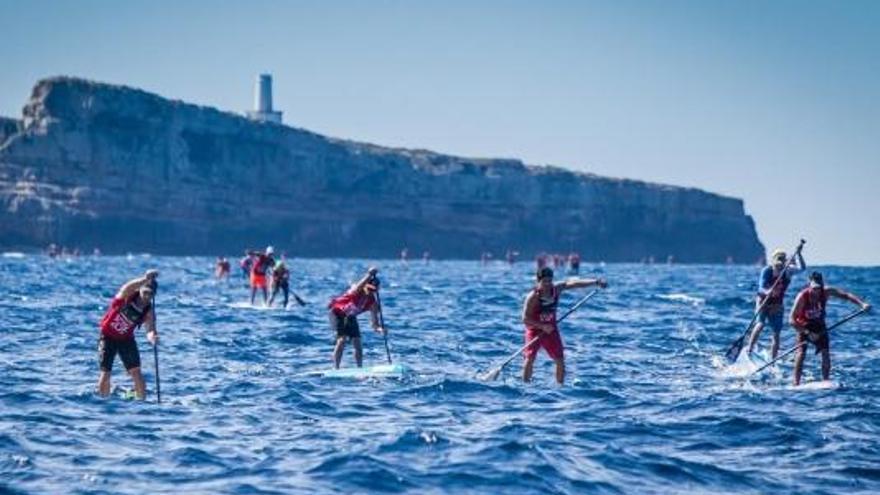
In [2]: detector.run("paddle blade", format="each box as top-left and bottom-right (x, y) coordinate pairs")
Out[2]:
(725, 337), (744, 363)
(294, 295), (307, 306)
(479, 367), (502, 382)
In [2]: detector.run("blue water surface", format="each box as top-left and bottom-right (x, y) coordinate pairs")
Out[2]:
(1, 254), (879, 494)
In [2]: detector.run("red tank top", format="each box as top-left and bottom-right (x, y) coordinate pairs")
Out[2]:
(794, 288), (827, 326)
(526, 286), (558, 332)
(100, 294), (151, 340)
(252, 255), (272, 276)
(329, 291), (375, 317)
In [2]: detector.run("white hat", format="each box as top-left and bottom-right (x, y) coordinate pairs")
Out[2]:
(266, 246), (275, 255)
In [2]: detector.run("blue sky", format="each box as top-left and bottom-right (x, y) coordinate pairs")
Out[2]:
(1, 1), (878, 264)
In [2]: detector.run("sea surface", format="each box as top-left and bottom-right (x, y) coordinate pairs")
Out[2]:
(1, 255), (879, 494)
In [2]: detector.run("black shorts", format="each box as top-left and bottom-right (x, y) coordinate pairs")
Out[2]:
(98, 335), (141, 371)
(329, 310), (360, 339)
(798, 322), (829, 354)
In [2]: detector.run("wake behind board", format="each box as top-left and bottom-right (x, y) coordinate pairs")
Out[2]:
(304, 363), (408, 379)
(748, 351), (770, 365)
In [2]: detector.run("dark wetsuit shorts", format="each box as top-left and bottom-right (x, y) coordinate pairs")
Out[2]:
(798, 321), (829, 354)
(758, 305), (785, 333)
(329, 310), (360, 339)
(98, 336), (141, 371)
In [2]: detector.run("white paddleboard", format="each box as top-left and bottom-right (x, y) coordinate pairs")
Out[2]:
(302, 363), (408, 379)
(792, 380), (838, 391)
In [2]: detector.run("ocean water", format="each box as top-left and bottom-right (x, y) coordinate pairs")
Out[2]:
(1, 255), (879, 494)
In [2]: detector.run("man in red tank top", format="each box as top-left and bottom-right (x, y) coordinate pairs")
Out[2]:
(328, 267), (386, 368)
(96, 270), (160, 399)
(247, 246), (276, 306)
(522, 266), (607, 384)
(789, 271), (870, 386)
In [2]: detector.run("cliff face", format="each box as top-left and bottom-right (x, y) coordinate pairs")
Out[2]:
(0, 117), (20, 147)
(0, 77), (764, 262)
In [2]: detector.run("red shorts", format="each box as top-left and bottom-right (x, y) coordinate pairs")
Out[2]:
(250, 273), (267, 289)
(524, 327), (564, 360)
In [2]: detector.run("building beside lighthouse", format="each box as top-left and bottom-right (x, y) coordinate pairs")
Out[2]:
(246, 74), (283, 124)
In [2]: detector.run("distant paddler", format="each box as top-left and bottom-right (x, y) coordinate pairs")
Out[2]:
(268, 257), (291, 308)
(239, 251), (254, 281)
(215, 256), (231, 280)
(522, 266), (607, 384)
(247, 246), (276, 306)
(96, 269), (160, 400)
(328, 267), (386, 369)
(789, 271), (870, 386)
(568, 252), (581, 274)
(747, 247), (806, 359)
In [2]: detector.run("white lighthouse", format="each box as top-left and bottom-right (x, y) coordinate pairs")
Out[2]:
(246, 74), (283, 124)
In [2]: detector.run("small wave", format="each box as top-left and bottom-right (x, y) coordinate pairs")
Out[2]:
(1, 252), (26, 258)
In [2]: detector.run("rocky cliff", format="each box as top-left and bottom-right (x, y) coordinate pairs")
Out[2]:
(0, 77), (764, 262)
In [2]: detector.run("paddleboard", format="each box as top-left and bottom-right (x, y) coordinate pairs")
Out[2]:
(792, 380), (838, 391)
(304, 363), (408, 379)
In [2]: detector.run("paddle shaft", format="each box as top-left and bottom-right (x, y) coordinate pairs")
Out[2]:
(750, 307), (869, 376)
(489, 288), (600, 374)
(725, 239), (805, 360)
(375, 289), (392, 364)
(151, 292), (161, 404)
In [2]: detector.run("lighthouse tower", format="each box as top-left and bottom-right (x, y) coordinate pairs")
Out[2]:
(246, 74), (283, 124)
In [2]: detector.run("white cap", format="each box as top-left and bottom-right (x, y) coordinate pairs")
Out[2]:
(266, 246), (274, 255)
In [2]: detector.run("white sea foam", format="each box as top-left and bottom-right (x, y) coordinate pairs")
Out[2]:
(658, 293), (705, 306)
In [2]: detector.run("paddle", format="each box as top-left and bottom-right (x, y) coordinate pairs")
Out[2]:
(151, 289), (161, 405)
(291, 291), (307, 307)
(479, 288), (601, 381)
(374, 285), (392, 365)
(750, 306), (870, 377)
(724, 239), (805, 362)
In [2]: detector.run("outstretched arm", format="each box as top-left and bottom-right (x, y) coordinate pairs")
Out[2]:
(826, 287), (871, 310)
(556, 278), (607, 295)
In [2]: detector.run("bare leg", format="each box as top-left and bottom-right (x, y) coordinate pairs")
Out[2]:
(747, 322), (764, 354)
(129, 366), (146, 400)
(250, 287), (257, 305)
(97, 371), (112, 397)
(268, 286), (277, 306)
(770, 331), (781, 359)
(820, 348), (831, 381)
(793, 347), (806, 386)
(522, 354), (536, 382)
(554, 358), (565, 385)
(353, 337), (363, 367)
(261, 287), (268, 305)
(333, 337), (346, 368)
